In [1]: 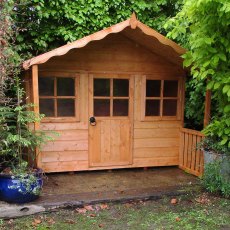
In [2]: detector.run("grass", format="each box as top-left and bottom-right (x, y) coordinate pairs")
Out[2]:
(1, 192), (230, 230)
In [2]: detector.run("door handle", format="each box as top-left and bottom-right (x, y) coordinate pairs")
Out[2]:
(89, 116), (96, 126)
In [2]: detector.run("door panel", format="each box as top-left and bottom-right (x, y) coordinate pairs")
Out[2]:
(89, 74), (133, 167)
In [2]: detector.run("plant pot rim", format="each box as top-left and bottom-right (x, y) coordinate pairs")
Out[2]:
(0, 168), (43, 179)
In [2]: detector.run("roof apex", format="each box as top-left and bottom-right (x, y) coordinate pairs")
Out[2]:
(23, 14), (186, 70)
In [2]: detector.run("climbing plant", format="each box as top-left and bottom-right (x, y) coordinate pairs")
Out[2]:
(165, 0), (230, 148)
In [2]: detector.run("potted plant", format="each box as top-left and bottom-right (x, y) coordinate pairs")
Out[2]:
(0, 78), (53, 203)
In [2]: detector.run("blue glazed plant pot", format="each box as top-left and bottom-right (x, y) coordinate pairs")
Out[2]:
(0, 169), (43, 204)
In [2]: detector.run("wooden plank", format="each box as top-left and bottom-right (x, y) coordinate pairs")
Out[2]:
(41, 140), (88, 152)
(179, 165), (202, 177)
(110, 120), (120, 162)
(191, 135), (197, 171)
(41, 151), (88, 162)
(42, 161), (88, 172)
(134, 121), (181, 129)
(133, 157), (179, 167)
(183, 133), (189, 168)
(120, 119), (131, 163)
(204, 89), (211, 127)
(181, 128), (204, 137)
(134, 128), (179, 138)
(195, 136), (202, 173)
(40, 122), (88, 130)
(101, 120), (111, 163)
(80, 73), (89, 122)
(187, 134), (193, 169)
(134, 138), (179, 148)
(51, 130), (88, 141)
(31, 65), (41, 168)
(179, 131), (185, 166)
(134, 147), (178, 158)
(134, 75), (142, 121)
(89, 120), (101, 166)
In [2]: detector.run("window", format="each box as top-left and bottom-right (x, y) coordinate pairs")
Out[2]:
(143, 78), (180, 119)
(38, 76), (78, 118)
(93, 78), (129, 117)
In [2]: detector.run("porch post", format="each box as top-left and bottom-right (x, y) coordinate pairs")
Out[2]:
(31, 65), (41, 168)
(203, 89), (211, 128)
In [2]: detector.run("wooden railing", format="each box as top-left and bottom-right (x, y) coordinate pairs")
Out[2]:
(179, 128), (204, 177)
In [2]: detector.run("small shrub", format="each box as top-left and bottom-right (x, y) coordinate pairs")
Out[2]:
(202, 160), (230, 198)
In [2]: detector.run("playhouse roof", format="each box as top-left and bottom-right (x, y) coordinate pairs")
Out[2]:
(23, 13), (186, 70)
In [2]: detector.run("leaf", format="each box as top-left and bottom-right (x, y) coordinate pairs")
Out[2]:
(76, 208), (87, 214)
(64, 219), (76, 224)
(170, 198), (177, 204)
(223, 85), (230, 94)
(219, 53), (227, 62)
(84, 205), (94, 211)
(32, 218), (42, 227)
(99, 204), (109, 210)
(175, 217), (181, 222)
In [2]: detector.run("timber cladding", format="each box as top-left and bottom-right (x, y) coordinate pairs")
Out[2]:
(25, 19), (186, 173)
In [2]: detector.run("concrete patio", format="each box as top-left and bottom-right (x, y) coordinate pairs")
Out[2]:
(0, 167), (200, 218)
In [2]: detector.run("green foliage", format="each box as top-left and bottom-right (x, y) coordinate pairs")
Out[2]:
(0, 79), (53, 172)
(199, 136), (229, 155)
(0, 0), (21, 103)
(203, 160), (230, 198)
(14, 0), (183, 57)
(165, 0), (230, 148)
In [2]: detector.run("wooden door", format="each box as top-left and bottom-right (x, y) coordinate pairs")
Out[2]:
(89, 74), (134, 167)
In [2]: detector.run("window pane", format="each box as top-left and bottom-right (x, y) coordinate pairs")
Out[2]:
(163, 99), (177, 116)
(57, 78), (75, 96)
(94, 99), (110, 116)
(113, 79), (129, 97)
(39, 77), (54, 96)
(94, 79), (110, 96)
(57, 99), (75, 117)
(113, 99), (128, 116)
(146, 80), (161, 97)
(163, 80), (178, 97)
(145, 100), (160, 116)
(39, 99), (54, 117)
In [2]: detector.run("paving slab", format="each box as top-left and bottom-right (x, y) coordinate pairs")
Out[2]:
(0, 167), (200, 219)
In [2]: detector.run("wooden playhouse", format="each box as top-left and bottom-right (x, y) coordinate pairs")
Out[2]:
(23, 14), (196, 173)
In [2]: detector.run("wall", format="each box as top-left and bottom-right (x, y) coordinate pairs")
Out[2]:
(34, 33), (185, 172)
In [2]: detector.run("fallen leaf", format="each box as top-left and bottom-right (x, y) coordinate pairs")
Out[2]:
(175, 217), (181, 222)
(46, 217), (55, 225)
(64, 219), (75, 224)
(89, 213), (96, 217)
(195, 194), (210, 204)
(76, 208), (87, 214)
(32, 218), (42, 227)
(99, 204), (109, 210)
(8, 219), (14, 224)
(99, 223), (104, 228)
(84, 205), (94, 211)
(171, 198), (177, 204)
(124, 203), (133, 208)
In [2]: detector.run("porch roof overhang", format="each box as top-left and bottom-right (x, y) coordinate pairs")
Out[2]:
(23, 13), (186, 70)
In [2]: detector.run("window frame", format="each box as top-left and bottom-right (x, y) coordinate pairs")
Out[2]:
(141, 75), (183, 121)
(38, 72), (80, 122)
(89, 74), (133, 120)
